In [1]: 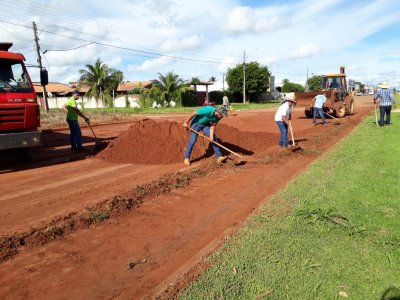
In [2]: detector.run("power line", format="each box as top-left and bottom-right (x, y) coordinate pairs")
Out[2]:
(0, 19), (237, 66)
(1, 1), (237, 61)
(43, 42), (95, 54)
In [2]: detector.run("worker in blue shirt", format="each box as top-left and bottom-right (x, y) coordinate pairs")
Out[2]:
(312, 92), (327, 126)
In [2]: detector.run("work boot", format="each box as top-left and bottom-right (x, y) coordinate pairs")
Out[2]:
(217, 156), (227, 164)
(184, 158), (191, 166)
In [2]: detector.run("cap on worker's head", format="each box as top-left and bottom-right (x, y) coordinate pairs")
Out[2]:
(216, 106), (228, 117)
(287, 98), (296, 104)
(379, 82), (389, 89)
(72, 90), (80, 95)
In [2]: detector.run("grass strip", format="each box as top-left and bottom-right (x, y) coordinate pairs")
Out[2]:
(180, 113), (400, 300)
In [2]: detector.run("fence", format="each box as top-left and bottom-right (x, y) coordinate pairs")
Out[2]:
(39, 95), (140, 109)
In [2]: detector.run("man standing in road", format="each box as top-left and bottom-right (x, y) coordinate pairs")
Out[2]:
(63, 90), (90, 151)
(222, 93), (230, 108)
(374, 82), (394, 127)
(274, 98), (296, 148)
(183, 106), (228, 166)
(312, 92), (327, 126)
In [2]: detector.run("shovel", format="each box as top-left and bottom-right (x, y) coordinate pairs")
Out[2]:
(288, 120), (302, 151)
(86, 120), (102, 150)
(374, 103), (379, 127)
(188, 127), (245, 164)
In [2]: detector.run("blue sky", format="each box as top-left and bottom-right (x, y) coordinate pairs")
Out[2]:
(1, 0), (399, 89)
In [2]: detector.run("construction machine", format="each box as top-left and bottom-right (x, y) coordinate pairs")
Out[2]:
(299, 66), (354, 118)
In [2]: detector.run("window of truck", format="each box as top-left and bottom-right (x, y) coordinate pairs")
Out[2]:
(0, 58), (32, 93)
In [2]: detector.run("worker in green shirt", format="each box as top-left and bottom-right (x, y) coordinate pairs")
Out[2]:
(63, 90), (89, 151)
(183, 105), (228, 166)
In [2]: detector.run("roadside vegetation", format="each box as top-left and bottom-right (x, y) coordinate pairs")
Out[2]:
(180, 113), (400, 299)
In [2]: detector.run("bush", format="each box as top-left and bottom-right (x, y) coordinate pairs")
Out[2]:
(181, 90), (197, 107)
(128, 87), (141, 94)
(209, 91), (224, 105)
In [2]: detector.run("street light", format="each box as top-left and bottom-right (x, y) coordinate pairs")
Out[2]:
(243, 49), (258, 104)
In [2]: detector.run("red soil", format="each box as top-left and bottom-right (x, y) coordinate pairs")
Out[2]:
(0, 96), (374, 299)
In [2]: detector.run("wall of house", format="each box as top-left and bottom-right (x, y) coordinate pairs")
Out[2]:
(41, 95), (140, 109)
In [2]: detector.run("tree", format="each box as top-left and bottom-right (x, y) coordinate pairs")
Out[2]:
(209, 76), (216, 82)
(307, 75), (323, 91)
(151, 71), (188, 106)
(79, 58), (123, 107)
(226, 61), (270, 102)
(190, 76), (201, 92)
(282, 79), (305, 93)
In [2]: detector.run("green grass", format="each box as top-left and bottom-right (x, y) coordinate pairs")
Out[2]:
(44, 101), (277, 114)
(394, 93), (400, 110)
(180, 113), (400, 300)
(40, 102), (278, 129)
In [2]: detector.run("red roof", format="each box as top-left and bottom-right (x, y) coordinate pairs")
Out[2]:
(117, 80), (153, 92)
(33, 82), (73, 94)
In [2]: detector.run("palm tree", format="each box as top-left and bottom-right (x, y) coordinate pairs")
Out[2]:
(152, 72), (187, 104)
(79, 58), (123, 107)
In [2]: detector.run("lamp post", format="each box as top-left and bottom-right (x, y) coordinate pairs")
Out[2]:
(243, 49), (258, 104)
(243, 51), (246, 104)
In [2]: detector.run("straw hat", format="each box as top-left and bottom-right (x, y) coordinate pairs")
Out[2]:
(378, 82), (389, 89)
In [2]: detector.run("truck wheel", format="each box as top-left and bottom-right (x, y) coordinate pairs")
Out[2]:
(335, 106), (346, 118)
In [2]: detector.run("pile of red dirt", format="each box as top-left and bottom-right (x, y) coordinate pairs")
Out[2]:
(97, 119), (278, 164)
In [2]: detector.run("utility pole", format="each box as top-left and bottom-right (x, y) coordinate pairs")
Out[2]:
(305, 67), (309, 92)
(243, 50), (246, 104)
(32, 21), (49, 113)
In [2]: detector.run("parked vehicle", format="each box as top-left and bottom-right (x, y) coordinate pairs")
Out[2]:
(0, 42), (48, 150)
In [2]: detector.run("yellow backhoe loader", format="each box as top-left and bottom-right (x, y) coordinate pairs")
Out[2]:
(297, 66), (354, 118)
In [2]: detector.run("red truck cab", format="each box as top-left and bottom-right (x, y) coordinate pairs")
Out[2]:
(0, 42), (45, 150)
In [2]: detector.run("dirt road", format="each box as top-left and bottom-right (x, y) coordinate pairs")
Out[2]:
(0, 97), (373, 299)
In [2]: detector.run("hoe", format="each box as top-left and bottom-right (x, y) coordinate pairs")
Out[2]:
(188, 127), (246, 165)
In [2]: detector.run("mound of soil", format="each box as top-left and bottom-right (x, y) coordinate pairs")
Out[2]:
(97, 119), (277, 164)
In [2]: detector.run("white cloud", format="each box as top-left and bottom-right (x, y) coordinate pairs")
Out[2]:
(128, 56), (175, 72)
(287, 44), (321, 60)
(2, 0), (400, 88)
(160, 35), (203, 52)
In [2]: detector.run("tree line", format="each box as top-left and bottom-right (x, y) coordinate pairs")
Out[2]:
(78, 58), (327, 108)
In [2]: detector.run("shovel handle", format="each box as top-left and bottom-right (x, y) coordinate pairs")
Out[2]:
(288, 120), (295, 145)
(323, 111), (337, 120)
(87, 122), (97, 139)
(188, 127), (243, 158)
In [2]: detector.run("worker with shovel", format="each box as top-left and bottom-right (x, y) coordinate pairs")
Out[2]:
(183, 106), (228, 166)
(312, 92), (327, 126)
(274, 98), (296, 148)
(63, 90), (90, 151)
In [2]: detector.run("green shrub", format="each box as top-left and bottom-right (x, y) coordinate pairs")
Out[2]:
(181, 90), (197, 107)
